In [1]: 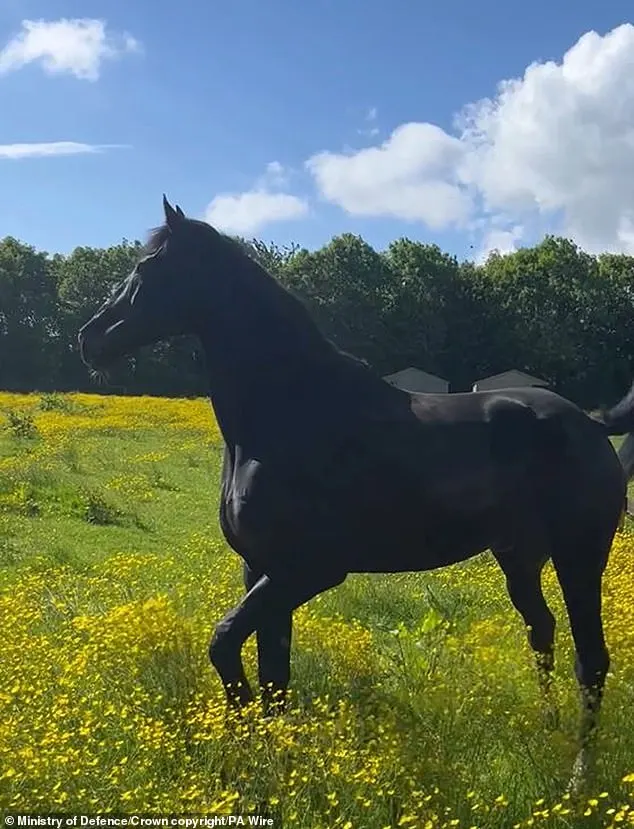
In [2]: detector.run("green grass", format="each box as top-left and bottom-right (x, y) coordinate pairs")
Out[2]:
(0, 393), (633, 827)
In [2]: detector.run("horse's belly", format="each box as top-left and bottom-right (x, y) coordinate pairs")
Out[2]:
(345, 508), (503, 574)
(349, 543), (486, 574)
(221, 460), (511, 578)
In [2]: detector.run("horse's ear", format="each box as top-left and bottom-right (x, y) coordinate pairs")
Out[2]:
(163, 195), (185, 229)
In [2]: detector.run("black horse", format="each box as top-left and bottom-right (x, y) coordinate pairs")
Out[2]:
(79, 197), (634, 792)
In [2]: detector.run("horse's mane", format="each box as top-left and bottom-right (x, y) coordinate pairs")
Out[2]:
(141, 219), (371, 373)
(143, 220), (244, 258)
(143, 224), (171, 256)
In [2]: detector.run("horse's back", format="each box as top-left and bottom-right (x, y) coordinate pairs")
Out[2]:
(220, 380), (625, 576)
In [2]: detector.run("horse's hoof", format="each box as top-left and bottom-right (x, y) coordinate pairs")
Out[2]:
(566, 749), (590, 798)
(262, 689), (288, 719)
(222, 686), (255, 726)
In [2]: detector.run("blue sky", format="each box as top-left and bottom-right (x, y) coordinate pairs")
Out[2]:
(2, 0), (634, 260)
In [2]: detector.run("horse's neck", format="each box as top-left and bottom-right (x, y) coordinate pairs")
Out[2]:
(194, 254), (393, 450)
(197, 307), (337, 451)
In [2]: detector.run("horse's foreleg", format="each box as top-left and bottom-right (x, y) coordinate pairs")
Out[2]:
(209, 566), (346, 715)
(243, 563), (293, 715)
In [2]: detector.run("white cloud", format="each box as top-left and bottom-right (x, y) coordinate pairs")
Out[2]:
(458, 24), (634, 253)
(307, 122), (472, 229)
(0, 141), (125, 159)
(205, 161), (309, 235)
(476, 225), (524, 263)
(0, 18), (141, 81)
(306, 24), (634, 254)
(205, 190), (309, 235)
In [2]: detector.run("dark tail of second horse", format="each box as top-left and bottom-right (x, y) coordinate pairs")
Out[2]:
(597, 381), (634, 480)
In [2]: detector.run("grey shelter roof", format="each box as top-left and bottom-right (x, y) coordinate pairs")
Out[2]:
(383, 367), (450, 392)
(472, 369), (549, 391)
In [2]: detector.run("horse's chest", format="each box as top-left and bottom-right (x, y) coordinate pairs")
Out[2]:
(221, 455), (387, 558)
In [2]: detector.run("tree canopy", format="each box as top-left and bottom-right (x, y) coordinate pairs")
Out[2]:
(1, 231), (633, 409)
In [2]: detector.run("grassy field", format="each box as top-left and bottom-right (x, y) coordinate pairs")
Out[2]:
(0, 391), (633, 828)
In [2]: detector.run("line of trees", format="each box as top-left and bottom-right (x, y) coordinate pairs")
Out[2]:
(1, 232), (633, 408)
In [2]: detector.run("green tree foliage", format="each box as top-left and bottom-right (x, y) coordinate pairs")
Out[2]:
(382, 240), (468, 383)
(1, 230), (633, 408)
(281, 233), (394, 369)
(0, 238), (60, 390)
(479, 238), (634, 403)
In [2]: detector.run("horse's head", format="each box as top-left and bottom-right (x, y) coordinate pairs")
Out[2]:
(78, 196), (213, 370)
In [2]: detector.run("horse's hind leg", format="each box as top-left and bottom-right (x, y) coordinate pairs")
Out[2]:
(551, 543), (611, 795)
(243, 563), (293, 715)
(494, 550), (558, 726)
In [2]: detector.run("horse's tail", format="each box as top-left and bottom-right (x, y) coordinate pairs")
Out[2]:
(595, 380), (634, 481)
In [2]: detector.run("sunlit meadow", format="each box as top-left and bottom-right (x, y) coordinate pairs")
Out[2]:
(0, 391), (632, 828)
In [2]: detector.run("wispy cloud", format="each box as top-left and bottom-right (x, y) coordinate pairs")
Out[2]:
(0, 18), (141, 81)
(258, 160), (290, 189)
(358, 106), (380, 138)
(0, 141), (128, 159)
